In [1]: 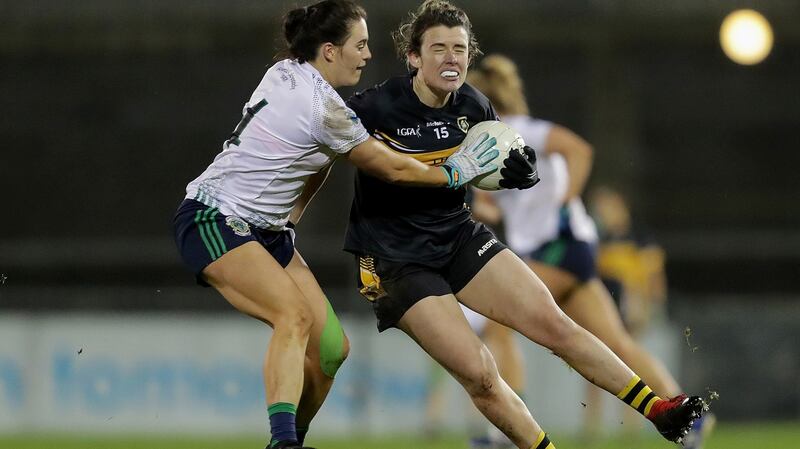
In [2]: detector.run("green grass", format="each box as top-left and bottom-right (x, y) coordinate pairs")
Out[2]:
(2, 422), (798, 449)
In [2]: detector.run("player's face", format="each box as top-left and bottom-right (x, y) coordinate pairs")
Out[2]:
(410, 25), (470, 96)
(332, 18), (371, 87)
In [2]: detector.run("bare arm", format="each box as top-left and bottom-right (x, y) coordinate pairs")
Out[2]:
(343, 136), (450, 187)
(288, 161), (334, 225)
(544, 125), (594, 201)
(470, 189), (502, 226)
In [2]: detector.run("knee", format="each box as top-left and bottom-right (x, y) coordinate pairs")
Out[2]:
(461, 347), (500, 399)
(323, 334), (350, 378)
(318, 317), (349, 378)
(340, 335), (351, 362)
(537, 310), (582, 353)
(275, 300), (313, 338)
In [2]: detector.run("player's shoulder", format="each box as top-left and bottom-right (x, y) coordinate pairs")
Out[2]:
(258, 59), (319, 103)
(349, 75), (409, 108)
(457, 82), (495, 112)
(347, 75), (412, 128)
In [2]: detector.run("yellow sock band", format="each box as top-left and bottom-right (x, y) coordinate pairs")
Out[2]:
(643, 395), (660, 416)
(531, 430), (555, 449)
(616, 375), (641, 399)
(617, 375), (662, 416)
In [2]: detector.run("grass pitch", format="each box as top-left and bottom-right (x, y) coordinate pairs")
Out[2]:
(2, 422), (798, 449)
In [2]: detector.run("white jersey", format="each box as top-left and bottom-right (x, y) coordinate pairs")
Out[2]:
(492, 116), (597, 254)
(186, 59), (369, 230)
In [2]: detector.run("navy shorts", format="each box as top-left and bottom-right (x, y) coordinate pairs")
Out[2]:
(528, 237), (597, 283)
(355, 221), (507, 332)
(172, 199), (295, 286)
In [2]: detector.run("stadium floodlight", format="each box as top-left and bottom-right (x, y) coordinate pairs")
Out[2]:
(720, 9), (774, 65)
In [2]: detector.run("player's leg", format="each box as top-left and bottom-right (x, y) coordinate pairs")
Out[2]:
(283, 250), (350, 445)
(563, 278), (681, 397)
(523, 258), (615, 442)
(460, 307), (517, 448)
(174, 201), (310, 448)
(459, 249), (634, 393)
(399, 295), (554, 449)
(457, 249), (704, 443)
(476, 319), (526, 449)
(482, 320), (525, 395)
(203, 242), (311, 448)
(523, 249), (581, 303)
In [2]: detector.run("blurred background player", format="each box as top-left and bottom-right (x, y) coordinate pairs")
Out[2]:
(464, 53), (711, 448)
(173, 1), (503, 447)
(589, 185), (668, 338)
(345, 2), (705, 448)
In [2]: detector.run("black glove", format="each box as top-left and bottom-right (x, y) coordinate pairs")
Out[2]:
(499, 145), (540, 190)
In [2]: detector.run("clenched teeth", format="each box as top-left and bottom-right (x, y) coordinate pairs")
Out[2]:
(441, 70), (459, 79)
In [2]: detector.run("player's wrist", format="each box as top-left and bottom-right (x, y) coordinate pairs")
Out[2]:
(440, 164), (460, 189)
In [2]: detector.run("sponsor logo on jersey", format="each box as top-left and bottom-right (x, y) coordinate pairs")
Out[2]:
(426, 121), (446, 127)
(397, 126), (421, 137)
(225, 216), (252, 236)
(276, 67), (297, 90)
(457, 116), (470, 133)
(477, 238), (498, 256)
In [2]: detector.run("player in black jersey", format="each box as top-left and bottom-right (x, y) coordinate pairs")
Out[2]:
(345, 2), (705, 448)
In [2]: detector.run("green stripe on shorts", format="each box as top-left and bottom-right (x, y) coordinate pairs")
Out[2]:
(201, 208), (222, 259)
(541, 239), (567, 266)
(195, 209), (218, 260)
(209, 209), (228, 254)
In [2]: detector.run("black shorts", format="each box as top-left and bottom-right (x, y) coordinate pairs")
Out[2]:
(173, 199), (295, 286)
(355, 221), (507, 332)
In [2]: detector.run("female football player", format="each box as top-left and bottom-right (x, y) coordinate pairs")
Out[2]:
(172, 2), (504, 448)
(344, 2), (705, 448)
(465, 53), (717, 449)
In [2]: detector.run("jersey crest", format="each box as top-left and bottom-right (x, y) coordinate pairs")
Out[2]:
(458, 116), (470, 133)
(225, 216), (251, 236)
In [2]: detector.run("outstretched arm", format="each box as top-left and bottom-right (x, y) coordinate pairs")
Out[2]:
(344, 137), (450, 186)
(344, 133), (499, 189)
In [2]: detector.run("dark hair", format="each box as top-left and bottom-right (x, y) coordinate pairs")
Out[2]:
(392, 0), (482, 66)
(282, 0), (367, 63)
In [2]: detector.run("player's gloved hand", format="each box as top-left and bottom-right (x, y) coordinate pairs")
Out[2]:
(499, 145), (540, 190)
(441, 132), (499, 189)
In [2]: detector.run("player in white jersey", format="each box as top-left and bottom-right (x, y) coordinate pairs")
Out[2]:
(172, 2), (502, 448)
(466, 54), (711, 448)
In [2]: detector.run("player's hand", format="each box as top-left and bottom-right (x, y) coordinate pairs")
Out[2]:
(441, 132), (499, 189)
(499, 145), (540, 190)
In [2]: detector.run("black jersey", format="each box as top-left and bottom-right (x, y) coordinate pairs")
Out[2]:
(344, 73), (498, 266)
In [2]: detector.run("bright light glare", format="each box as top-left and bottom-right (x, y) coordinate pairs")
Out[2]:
(720, 9), (774, 65)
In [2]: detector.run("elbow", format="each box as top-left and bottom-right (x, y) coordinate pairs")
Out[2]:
(387, 170), (411, 185)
